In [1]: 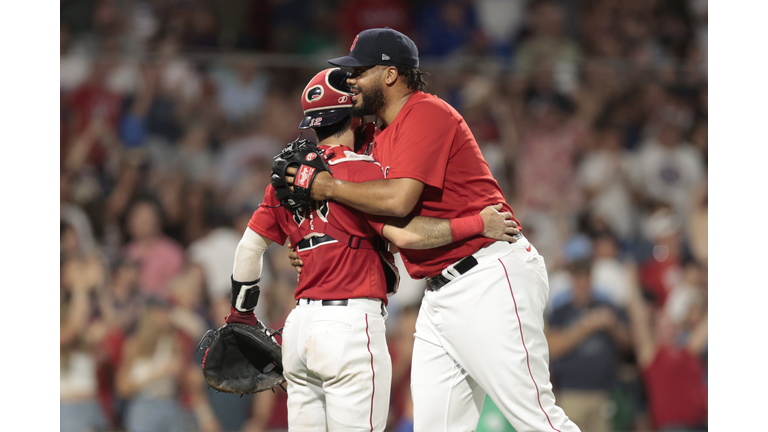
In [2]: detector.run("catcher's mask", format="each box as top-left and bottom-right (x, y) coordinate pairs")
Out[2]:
(299, 68), (353, 129)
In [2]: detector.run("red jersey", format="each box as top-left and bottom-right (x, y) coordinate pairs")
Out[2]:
(642, 346), (708, 430)
(371, 91), (519, 278)
(248, 146), (390, 303)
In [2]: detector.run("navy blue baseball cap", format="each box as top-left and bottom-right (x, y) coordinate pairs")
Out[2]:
(328, 27), (419, 69)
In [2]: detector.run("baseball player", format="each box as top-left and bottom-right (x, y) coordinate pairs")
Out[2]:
(226, 68), (519, 431)
(281, 29), (582, 432)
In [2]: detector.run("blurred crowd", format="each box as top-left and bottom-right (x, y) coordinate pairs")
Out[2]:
(60, 0), (707, 431)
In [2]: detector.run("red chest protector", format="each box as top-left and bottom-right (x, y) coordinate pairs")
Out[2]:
(285, 147), (400, 296)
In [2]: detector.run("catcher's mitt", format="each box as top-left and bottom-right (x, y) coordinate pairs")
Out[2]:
(198, 322), (286, 394)
(271, 138), (332, 212)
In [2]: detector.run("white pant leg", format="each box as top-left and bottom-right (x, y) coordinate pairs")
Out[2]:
(416, 240), (581, 432)
(284, 299), (392, 432)
(283, 307), (328, 432)
(411, 298), (486, 432)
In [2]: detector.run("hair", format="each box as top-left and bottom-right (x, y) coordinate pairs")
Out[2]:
(313, 115), (352, 142)
(396, 66), (429, 92)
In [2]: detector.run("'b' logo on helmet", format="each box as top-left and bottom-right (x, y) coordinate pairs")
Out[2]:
(305, 153), (317, 161)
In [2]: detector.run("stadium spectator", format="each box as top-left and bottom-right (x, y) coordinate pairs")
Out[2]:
(211, 62), (270, 126)
(187, 207), (241, 301)
(119, 61), (183, 149)
(626, 278), (708, 431)
(67, 56), (124, 170)
(576, 125), (637, 241)
(61, 221), (111, 432)
(413, 0), (481, 57)
(590, 230), (637, 309)
(338, 0), (412, 44)
(686, 180), (708, 265)
(474, 0), (528, 57)
(546, 257), (632, 432)
(627, 114), (705, 220)
(514, 92), (585, 261)
(168, 265), (209, 342)
(60, 170), (98, 256)
(638, 206), (685, 308)
(116, 296), (191, 432)
(124, 198), (185, 296)
(515, 0), (581, 94)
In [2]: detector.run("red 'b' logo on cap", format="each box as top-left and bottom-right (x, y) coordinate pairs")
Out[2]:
(350, 35), (359, 52)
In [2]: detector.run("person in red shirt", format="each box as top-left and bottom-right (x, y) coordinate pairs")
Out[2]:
(282, 28), (582, 432)
(226, 68), (517, 431)
(626, 280), (708, 431)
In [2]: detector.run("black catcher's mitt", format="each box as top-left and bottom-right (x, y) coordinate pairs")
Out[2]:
(271, 138), (332, 212)
(198, 322), (286, 394)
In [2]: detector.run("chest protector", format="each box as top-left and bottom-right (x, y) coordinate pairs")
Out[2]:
(285, 149), (400, 296)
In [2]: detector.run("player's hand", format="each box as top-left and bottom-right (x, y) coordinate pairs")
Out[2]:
(285, 166), (334, 201)
(287, 247), (303, 283)
(480, 204), (519, 242)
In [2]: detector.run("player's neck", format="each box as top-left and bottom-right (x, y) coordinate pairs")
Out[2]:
(379, 89), (415, 127)
(317, 129), (354, 150)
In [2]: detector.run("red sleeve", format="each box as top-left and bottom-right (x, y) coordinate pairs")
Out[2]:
(343, 160), (389, 236)
(386, 100), (458, 190)
(247, 185), (289, 245)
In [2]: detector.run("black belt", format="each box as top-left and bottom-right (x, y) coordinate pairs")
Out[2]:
(296, 299), (349, 306)
(296, 234), (337, 250)
(425, 256), (478, 292)
(425, 234), (523, 292)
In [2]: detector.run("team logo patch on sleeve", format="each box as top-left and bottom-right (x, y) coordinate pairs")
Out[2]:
(296, 165), (316, 189)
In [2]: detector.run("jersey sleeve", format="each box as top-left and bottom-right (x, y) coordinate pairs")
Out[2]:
(247, 185), (289, 245)
(343, 160), (389, 236)
(385, 100), (458, 190)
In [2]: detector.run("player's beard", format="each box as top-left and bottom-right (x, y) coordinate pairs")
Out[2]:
(350, 81), (385, 118)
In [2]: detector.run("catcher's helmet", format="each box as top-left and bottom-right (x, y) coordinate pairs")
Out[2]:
(299, 68), (353, 129)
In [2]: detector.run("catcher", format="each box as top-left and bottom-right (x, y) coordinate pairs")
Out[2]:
(203, 68), (519, 431)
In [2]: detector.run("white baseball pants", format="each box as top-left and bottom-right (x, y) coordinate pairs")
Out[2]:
(282, 298), (392, 431)
(411, 240), (580, 432)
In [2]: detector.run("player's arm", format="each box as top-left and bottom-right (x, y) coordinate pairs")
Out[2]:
(307, 173), (424, 217)
(382, 204), (519, 250)
(226, 227), (275, 326)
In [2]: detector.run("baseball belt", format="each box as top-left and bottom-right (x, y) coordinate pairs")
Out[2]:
(296, 299), (349, 306)
(295, 298), (386, 315)
(426, 233), (524, 292)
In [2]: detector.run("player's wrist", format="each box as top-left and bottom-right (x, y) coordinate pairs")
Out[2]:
(449, 214), (484, 242)
(312, 172), (334, 200)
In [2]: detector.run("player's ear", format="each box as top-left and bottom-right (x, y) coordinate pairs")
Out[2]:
(383, 66), (399, 86)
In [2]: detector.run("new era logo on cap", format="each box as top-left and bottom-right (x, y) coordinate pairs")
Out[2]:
(382, 54), (390, 60)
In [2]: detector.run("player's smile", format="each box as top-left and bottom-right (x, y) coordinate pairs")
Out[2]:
(350, 86), (361, 103)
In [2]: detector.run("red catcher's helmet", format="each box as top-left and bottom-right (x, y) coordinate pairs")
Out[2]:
(298, 68), (353, 129)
